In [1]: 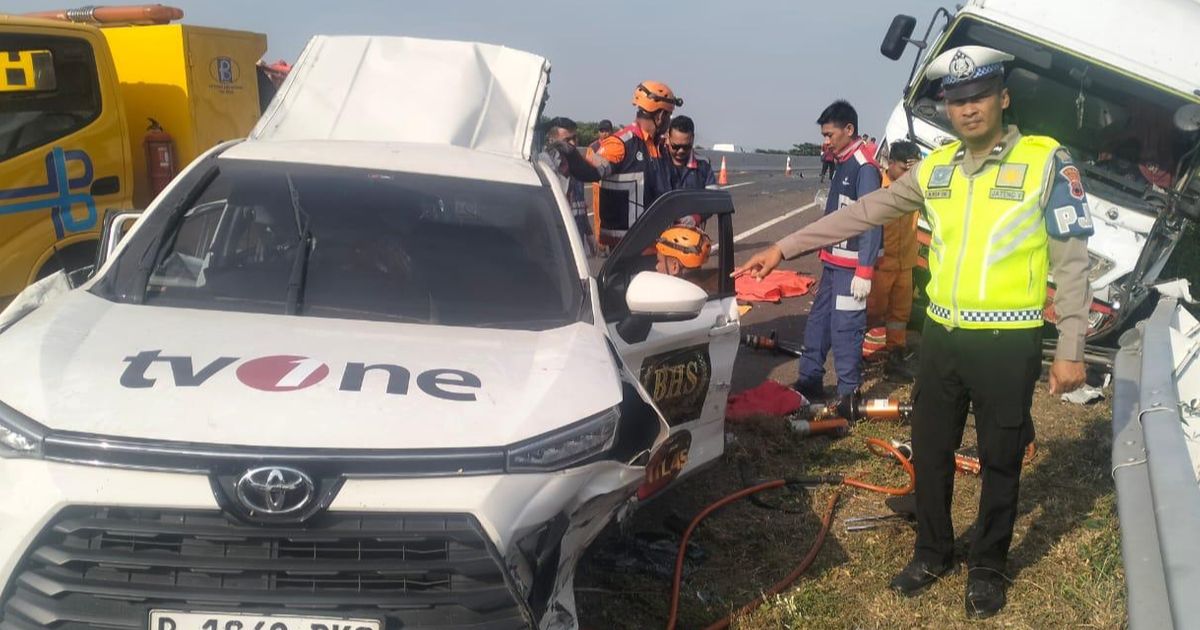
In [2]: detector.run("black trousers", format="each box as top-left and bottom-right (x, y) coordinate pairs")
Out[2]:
(911, 321), (1039, 573)
(819, 159), (836, 181)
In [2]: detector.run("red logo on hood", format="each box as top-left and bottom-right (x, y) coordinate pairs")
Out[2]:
(235, 355), (330, 392)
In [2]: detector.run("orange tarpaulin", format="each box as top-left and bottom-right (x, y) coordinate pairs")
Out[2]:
(734, 270), (816, 303)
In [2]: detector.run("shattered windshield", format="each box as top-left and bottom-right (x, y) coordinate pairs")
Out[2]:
(108, 159), (583, 330)
(910, 17), (1200, 205)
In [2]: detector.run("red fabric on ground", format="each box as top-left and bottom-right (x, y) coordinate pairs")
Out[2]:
(735, 270), (816, 303)
(726, 380), (806, 422)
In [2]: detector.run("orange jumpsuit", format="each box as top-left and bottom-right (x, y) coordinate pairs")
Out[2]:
(866, 173), (919, 349)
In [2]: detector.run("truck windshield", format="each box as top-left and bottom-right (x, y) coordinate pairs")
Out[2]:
(909, 17), (1199, 205)
(0, 34), (101, 161)
(106, 159), (583, 330)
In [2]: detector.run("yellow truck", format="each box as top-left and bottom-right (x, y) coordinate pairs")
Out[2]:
(0, 6), (266, 308)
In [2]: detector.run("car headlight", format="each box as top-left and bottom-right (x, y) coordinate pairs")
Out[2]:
(506, 407), (619, 472)
(0, 400), (45, 458)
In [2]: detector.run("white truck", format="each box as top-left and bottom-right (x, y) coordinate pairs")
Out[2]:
(877, 0), (1200, 341)
(0, 36), (741, 630)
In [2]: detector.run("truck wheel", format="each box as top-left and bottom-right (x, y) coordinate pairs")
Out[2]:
(36, 241), (99, 281)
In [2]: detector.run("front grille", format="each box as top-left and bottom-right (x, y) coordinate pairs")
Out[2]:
(0, 507), (530, 629)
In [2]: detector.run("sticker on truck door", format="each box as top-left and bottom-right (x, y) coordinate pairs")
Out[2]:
(0, 147), (98, 238)
(638, 344), (711, 426)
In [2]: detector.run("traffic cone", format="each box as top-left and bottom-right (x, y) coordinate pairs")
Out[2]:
(718, 156), (728, 186)
(785, 156), (792, 177)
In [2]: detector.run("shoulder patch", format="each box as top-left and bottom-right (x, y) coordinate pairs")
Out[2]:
(1060, 165), (1085, 200)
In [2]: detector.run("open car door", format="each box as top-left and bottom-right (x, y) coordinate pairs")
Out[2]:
(597, 190), (739, 492)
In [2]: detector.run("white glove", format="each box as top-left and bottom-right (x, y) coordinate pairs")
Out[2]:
(850, 276), (872, 301)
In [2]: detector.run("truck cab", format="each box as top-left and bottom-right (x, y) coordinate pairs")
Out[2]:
(878, 0), (1200, 339)
(0, 9), (266, 309)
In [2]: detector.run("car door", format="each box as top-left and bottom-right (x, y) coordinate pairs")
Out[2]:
(597, 189), (739, 483)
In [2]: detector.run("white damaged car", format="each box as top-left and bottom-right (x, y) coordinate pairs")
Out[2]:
(0, 36), (740, 630)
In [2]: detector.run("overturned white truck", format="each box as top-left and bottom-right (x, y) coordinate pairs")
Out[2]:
(0, 36), (742, 630)
(878, 0), (1200, 341)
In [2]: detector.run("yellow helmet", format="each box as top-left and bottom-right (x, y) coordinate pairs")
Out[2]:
(656, 226), (711, 269)
(633, 81), (682, 113)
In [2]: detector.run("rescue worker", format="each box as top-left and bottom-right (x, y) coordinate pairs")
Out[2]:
(663, 115), (717, 228)
(656, 225), (718, 293)
(819, 140), (837, 183)
(794, 100), (882, 401)
(589, 119), (614, 152)
(866, 140), (921, 382)
(539, 117), (596, 254)
(733, 46), (1092, 618)
(556, 81), (681, 248)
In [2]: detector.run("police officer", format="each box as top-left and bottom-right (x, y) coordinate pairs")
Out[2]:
(733, 46), (1092, 619)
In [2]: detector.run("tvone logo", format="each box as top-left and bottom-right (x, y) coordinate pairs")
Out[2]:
(120, 351), (482, 401)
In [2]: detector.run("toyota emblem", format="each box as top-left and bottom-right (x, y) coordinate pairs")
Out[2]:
(235, 467), (315, 515)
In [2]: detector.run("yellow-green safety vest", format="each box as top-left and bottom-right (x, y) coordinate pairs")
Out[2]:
(917, 135), (1060, 329)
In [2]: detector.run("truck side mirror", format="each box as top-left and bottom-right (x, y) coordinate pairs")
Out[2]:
(881, 15), (918, 60)
(95, 210), (142, 272)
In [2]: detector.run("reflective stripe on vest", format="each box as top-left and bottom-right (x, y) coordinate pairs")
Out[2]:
(918, 135), (1059, 330)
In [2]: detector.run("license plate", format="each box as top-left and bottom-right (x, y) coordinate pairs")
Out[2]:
(148, 610), (381, 630)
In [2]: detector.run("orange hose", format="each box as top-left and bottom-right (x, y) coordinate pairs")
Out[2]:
(665, 483), (841, 630)
(665, 438), (914, 629)
(843, 437), (916, 495)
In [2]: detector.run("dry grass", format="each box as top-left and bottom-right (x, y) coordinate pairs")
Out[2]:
(576, 377), (1124, 629)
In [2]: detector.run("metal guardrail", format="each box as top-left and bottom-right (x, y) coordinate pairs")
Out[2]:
(1112, 296), (1200, 630)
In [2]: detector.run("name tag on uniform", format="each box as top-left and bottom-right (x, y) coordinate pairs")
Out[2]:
(925, 189), (952, 199)
(995, 163), (1027, 188)
(989, 189), (1025, 201)
(927, 165), (955, 188)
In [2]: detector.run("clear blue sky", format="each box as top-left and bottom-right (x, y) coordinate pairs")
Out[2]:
(12, 0), (950, 149)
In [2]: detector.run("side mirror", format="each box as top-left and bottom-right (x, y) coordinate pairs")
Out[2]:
(626, 271), (707, 321)
(95, 210), (142, 271)
(617, 272), (708, 343)
(1174, 104), (1200, 132)
(881, 14), (918, 60)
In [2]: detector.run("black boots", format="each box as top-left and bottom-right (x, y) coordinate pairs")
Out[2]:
(965, 569), (1008, 619)
(888, 559), (956, 597)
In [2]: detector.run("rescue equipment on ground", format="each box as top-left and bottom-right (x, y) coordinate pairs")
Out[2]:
(741, 331), (803, 357)
(656, 226), (712, 269)
(25, 4), (183, 25)
(142, 118), (177, 199)
(665, 437), (915, 630)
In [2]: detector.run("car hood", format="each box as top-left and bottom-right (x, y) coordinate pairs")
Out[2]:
(0, 292), (621, 450)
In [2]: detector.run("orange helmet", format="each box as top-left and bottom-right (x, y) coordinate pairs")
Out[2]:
(656, 226), (711, 269)
(633, 81), (682, 113)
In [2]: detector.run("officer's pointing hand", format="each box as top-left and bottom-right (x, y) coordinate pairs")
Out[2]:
(731, 244), (783, 280)
(1048, 359), (1086, 395)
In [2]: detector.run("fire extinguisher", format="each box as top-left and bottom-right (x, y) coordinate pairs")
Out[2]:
(143, 118), (177, 198)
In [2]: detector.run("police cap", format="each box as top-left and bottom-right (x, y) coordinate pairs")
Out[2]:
(926, 45), (1014, 101)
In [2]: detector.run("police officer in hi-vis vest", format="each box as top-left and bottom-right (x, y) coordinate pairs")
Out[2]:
(733, 46), (1093, 619)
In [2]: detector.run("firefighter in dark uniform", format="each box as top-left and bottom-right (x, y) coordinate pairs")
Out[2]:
(733, 46), (1093, 619)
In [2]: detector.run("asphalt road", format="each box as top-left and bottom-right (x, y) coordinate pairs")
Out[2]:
(714, 167), (835, 394)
